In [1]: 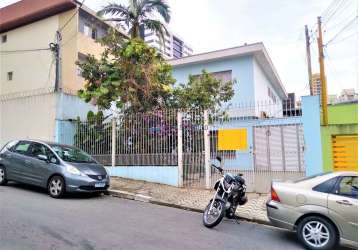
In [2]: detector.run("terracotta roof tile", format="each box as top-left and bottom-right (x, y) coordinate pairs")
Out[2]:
(0, 0), (77, 33)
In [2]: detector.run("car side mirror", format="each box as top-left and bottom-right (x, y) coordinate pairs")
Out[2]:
(216, 156), (222, 162)
(37, 154), (48, 162)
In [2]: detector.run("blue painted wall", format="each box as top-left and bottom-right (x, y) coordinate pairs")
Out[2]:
(54, 93), (97, 144)
(172, 56), (254, 103)
(56, 93), (96, 121)
(301, 96), (323, 176)
(106, 166), (179, 187)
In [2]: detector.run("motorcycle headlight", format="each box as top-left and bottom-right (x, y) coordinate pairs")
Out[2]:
(66, 165), (86, 176)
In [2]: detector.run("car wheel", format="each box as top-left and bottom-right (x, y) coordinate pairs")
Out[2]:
(297, 216), (339, 250)
(48, 175), (65, 198)
(0, 166), (8, 185)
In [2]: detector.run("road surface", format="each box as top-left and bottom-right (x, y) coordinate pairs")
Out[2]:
(0, 182), (356, 250)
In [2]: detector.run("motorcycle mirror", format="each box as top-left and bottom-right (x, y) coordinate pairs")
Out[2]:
(216, 156), (222, 162)
(239, 173), (243, 177)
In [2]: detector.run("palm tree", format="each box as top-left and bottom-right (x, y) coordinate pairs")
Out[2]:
(98, 0), (171, 40)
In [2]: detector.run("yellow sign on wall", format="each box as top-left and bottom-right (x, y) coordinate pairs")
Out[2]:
(332, 135), (358, 172)
(218, 129), (248, 151)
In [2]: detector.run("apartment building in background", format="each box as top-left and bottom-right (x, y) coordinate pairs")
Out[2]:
(142, 27), (193, 59)
(311, 73), (321, 96)
(338, 88), (358, 102)
(329, 88), (358, 104)
(0, 0), (126, 146)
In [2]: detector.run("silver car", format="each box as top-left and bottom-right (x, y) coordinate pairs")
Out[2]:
(267, 172), (358, 250)
(0, 140), (110, 198)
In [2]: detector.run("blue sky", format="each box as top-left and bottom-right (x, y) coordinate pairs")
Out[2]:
(1, 0), (357, 96)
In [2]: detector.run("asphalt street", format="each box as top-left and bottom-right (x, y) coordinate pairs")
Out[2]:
(0, 182), (356, 250)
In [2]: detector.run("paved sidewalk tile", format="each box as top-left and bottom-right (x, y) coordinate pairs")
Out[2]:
(109, 177), (269, 223)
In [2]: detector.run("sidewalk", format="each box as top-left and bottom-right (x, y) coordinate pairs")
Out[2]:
(109, 177), (270, 224)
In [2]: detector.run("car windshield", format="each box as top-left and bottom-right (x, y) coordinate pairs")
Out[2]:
(50, 145), (96, 163)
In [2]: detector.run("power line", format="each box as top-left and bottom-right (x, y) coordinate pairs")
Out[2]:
(329, 32), (356, 45)
(321, 0), (343, 19)
(325, 16), (357, 45)
(324, 11), (356, 30)
(322, 0), (350, 26)
(321, 0), (344, 22)
(0, 48), (51, 54)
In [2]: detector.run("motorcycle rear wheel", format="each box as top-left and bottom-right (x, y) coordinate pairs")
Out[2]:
(203, 199), (225, 228)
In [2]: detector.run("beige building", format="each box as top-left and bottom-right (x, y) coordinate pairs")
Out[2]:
(0, 0), (125, 146)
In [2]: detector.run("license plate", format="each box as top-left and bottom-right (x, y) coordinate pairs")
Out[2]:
(95, 182), (106, 188)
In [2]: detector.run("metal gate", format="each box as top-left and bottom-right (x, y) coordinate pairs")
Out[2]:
(253, 124), (305, 192)
(181, 109), (206, 187)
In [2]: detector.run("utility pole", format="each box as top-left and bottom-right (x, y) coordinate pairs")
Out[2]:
(49, 31), (62, 92)
(317, 16), (328, 126)
(305, 25), (313, 95)
(54, 31), (62, 92)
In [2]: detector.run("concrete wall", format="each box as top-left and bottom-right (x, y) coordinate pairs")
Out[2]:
(326, 102), (358, 125)
(55, 92), (97, 144)
(321, 102), (358, 172)
(106, 166), (179, 187)
(56, 92), (96, 121)
(301, 96), (323, 176)
(0, 93), (57, 147)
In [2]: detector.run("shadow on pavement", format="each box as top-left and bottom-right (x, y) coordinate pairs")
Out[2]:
(4, 181), (106, 200)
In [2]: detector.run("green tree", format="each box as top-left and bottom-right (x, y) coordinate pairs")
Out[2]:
(77, 31), (175, 113)
(170, 70), (235, 112)
(98, 0), (170, 40)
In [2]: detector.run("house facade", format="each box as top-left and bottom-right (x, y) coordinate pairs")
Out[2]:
(169, 43), (287, 117)
(0, 0), (126, 147)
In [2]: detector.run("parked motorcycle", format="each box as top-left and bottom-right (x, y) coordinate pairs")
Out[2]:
(203, 156), (248, 228)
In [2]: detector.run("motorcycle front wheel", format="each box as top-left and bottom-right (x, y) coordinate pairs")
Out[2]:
(203, 199), (225, 228)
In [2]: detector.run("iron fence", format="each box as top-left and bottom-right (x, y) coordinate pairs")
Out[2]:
(58, 100), (305, 192)
(115, 109), (178, 166)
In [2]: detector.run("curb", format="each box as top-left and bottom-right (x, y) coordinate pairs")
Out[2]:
(107, 189), (271, 226)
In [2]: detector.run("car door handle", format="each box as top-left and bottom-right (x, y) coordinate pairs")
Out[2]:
(336, 200), (353, 206)
(24, 160), (31, 165)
